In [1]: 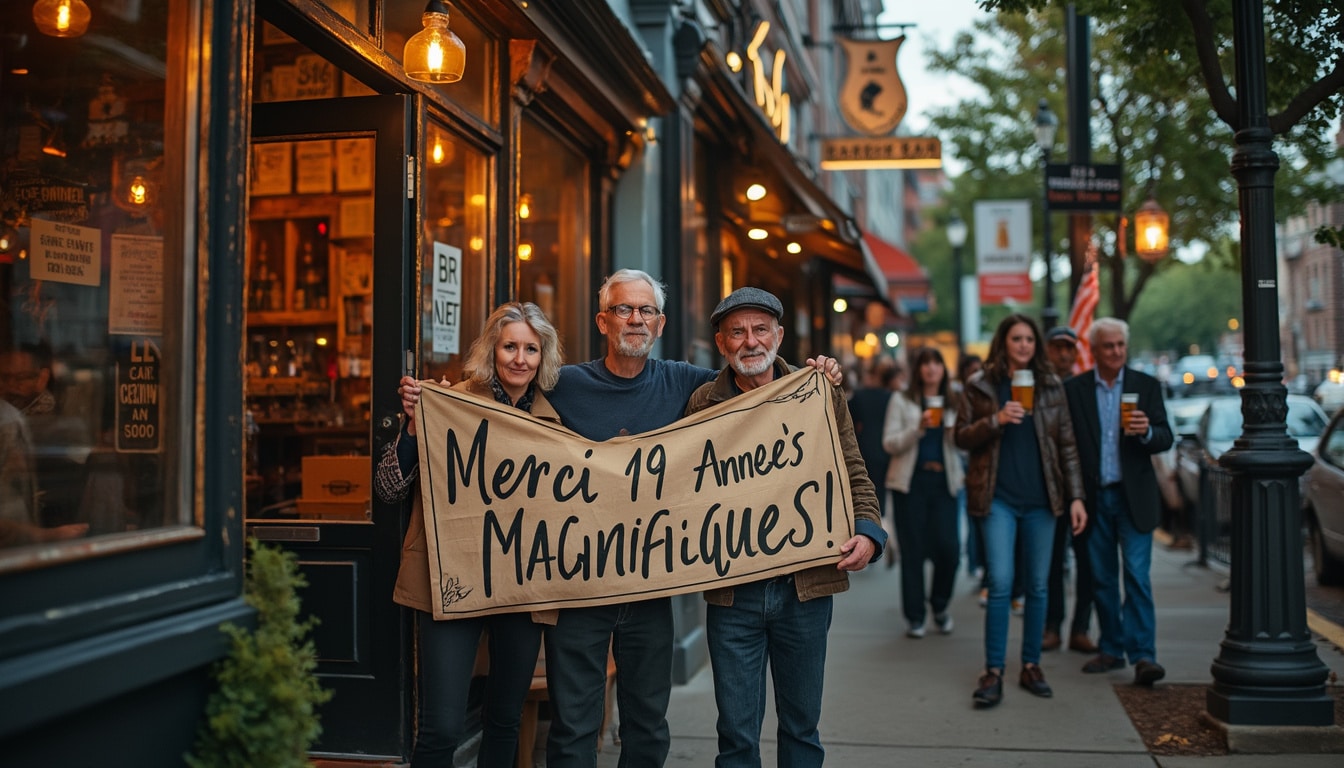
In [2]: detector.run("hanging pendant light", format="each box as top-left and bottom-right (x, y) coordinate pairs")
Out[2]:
(33, 0), (91, 38)
(403, 0), (466, 84)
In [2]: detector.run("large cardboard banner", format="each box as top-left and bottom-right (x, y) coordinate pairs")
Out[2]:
(414, 368), (854, 619)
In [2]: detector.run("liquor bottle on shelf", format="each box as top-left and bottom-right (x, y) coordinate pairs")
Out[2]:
(251, 240), (271, 311)
(301, 240), (327, 310)
(268, 269), (284, 312)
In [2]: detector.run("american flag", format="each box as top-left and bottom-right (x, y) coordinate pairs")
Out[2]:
(1068, 260), (1099, 374)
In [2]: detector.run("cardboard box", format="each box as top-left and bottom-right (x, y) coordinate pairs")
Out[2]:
(296, 498), (370, 520)
(301, 455), (370, 501)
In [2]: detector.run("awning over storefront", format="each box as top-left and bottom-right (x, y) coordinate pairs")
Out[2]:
(862, 232), (931, 314)
(694, 42), (887, 301)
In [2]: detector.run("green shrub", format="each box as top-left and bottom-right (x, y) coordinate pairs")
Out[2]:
(185, 539), (333, 768)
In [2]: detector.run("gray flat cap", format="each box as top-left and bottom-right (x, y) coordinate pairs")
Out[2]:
(710, 286), (784, 327)
(1046, 326), (1078, 343)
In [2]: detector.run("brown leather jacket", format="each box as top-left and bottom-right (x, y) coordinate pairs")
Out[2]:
(953, 369), (1084, 518)
(685, 360), (885, 605)
(383, 379), (561, 624)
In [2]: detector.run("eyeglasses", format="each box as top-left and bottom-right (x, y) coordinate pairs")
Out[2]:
(606, 304), (660, 320)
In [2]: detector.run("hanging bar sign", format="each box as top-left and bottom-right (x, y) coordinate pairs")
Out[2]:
(116, 339), (161, 453)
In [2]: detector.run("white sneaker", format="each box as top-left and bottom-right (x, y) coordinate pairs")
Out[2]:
(935, 612), (954, 634)
(906, 622), (926, 639)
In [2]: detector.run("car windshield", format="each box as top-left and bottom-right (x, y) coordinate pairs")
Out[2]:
(1205, 398), (1327, 441)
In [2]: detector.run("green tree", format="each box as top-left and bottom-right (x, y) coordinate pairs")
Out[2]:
(1128, 249), (1244, 356)
(923, 3), (1341, 328)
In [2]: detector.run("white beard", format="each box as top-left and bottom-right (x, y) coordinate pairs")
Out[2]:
(730, 346), (777, 378)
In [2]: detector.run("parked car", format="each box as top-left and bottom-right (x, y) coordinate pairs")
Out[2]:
(1154, 394), (1215, 512)
(1174, 394), (1329, 514)
(1305, 408), (1344, 586)
(1314, 377), (1344, 416)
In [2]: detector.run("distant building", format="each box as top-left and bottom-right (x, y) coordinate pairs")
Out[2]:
(1278, 125), (1344, 385)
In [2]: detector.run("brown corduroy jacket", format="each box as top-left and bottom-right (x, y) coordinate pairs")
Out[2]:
(685, 360), (885, 605)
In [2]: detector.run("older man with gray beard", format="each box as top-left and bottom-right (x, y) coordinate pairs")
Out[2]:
(683, 287), (885, 768)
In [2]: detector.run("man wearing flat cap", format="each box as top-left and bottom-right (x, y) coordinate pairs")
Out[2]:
(1041, 323), (1099, 654)
(1045, 325), (1080, 379)
(684, 286), (886, 768)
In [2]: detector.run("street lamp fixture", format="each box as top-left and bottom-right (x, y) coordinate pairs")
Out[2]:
(1134, 196), (1170, 261)
(947, 211), (968, 356)
(1034, 98), (1059, 328)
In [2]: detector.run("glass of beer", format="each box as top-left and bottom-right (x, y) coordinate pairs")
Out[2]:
(926, 395), (944, 426)
(1121, 393), (1140, 431)
(1011, 369), (1035, 413)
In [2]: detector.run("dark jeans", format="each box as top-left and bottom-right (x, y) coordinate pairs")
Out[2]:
(1045, 513), (1094, 636)
(891, 470), (960, 624)
(707, 577), (832, 768)
(412, 610), (543, 768)
(545, 598), (673, 768)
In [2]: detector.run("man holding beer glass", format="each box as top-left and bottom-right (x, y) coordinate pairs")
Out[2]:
(1062, 317), (1172, 686)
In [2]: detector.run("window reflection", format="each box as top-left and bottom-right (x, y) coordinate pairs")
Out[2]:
(0, 1), (185, 560)
(518, 117), (590, 359)
(419, 122), (488, 384)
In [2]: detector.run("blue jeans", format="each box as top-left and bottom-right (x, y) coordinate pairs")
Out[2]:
(981, 499), (1055, 671)
(1088, 486), (1157, 663)
(707, 576), (833, 768)
(413, 610), (542, 768)
(892, 470), (960, 624)
(544, 598), (672, 768)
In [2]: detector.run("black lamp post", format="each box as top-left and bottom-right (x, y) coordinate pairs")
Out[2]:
(1206, 0), (1333, 726)
(947, 211), (968, 358)
(1034, 98), (1059, 329)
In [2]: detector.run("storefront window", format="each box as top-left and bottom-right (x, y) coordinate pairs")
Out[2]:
(384, 0), (494, 126)
(0, 1), (189, 566)
(419, 120), (489, 383)
(518, 116), (590, 358)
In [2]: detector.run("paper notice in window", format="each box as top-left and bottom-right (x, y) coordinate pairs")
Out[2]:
(109, 234), (164, 336)
(31, 217), (102, 287)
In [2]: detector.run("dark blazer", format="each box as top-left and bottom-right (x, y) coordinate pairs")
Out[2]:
(1063, 367), (1172, 533)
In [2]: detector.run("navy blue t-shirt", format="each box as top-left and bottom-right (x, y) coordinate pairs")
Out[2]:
(993, 378), (1049, 509)
(548, 358), (718, 440)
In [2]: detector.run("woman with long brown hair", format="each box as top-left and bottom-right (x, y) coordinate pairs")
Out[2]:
(955, 314), (1086, 709)
(881, 346), (964, 638)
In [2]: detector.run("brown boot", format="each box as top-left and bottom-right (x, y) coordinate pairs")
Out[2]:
(1068, 632), (1098, 653)
(1041, 628), (1062, 651)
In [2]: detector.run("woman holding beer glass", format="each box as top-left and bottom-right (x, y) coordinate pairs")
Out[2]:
(376, 302), (563, 766)
(881, 346), (965, 639)
(955, 313), (1086, 709)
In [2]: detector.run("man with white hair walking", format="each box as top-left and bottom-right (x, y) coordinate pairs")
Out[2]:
(1062, 317), (1172, 686)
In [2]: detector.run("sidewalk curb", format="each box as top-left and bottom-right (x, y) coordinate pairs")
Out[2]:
(1198, 709), (1344, 754)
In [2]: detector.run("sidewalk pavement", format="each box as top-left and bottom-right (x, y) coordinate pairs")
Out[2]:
(573, 542), (1344, 767)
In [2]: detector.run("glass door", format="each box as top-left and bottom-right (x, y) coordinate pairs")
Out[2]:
(248, 95), (414, 759)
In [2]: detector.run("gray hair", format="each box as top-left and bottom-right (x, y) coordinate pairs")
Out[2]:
(462, 302), (564, 392)
(1089, 317), (1129, 345)
(598, 269), (666, 312)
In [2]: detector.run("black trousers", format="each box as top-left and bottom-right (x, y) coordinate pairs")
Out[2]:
(1045, 512), (1094, 636)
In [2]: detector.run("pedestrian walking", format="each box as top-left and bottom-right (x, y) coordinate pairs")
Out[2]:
(882, 346), (964, 638)
(1063, 317), (1172, 686)
(1042, 326), (1098, 654)
(955, 313), (1087, 709)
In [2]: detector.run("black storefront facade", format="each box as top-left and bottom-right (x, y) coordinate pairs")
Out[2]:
(0, 1), (877, 763)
